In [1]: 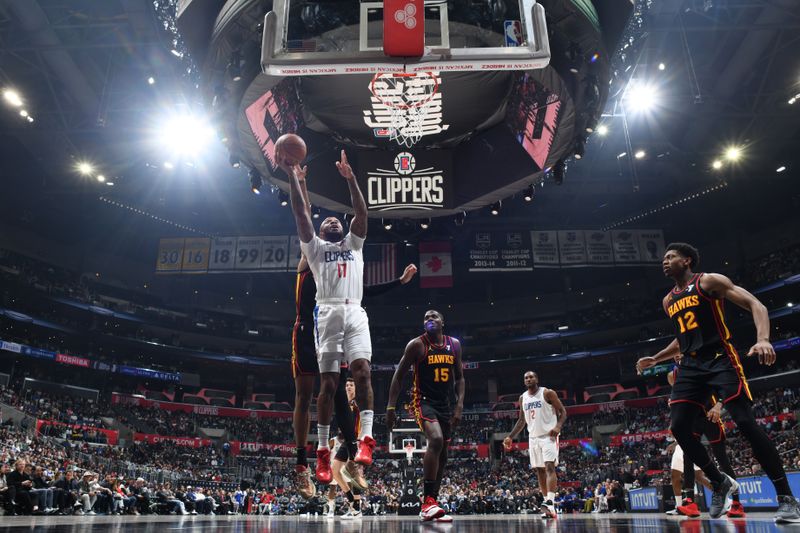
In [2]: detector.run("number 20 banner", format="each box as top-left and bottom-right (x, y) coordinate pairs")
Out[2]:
(156, 236), (295, 274)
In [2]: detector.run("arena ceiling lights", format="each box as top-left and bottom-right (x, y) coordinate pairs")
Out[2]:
(622, 80), (660, 114)
(154, 112), (217, 161)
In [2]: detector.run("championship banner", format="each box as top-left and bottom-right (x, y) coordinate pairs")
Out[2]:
(133, 433), (212, 448)
(585, 231), (614, 265)
(420, 241), (453, 288)
(556, 230), (587, 266)
(36, 419), (119, 445)
(611, 230), (641, 263)
(531, 230), (559, 267)
(468, 231), (533, 272)
(112, 393), (293, 419)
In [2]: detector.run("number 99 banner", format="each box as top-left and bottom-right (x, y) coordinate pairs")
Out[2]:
(156, 236), (295, 274)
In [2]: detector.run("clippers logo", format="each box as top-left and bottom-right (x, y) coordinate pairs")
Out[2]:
(394, 152), (415, 175)
(364, 73), (449, 140)
(394, 3), (417, 29)
(366, 152), (444, 211)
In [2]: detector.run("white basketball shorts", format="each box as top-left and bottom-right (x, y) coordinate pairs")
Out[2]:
(529, 435), (559, 469)
(313, 303), (372, 373)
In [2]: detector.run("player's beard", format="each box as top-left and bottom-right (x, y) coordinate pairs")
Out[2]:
(323, 229), (343, 242)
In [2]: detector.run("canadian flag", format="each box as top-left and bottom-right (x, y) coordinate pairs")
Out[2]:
(419, 241), (453, 288)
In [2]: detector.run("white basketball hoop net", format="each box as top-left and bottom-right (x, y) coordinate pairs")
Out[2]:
(370, 72), (440, 148)
(403, 438), (417, 461)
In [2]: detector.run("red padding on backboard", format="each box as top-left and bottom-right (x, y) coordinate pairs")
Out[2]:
(383, 0), (424, 57)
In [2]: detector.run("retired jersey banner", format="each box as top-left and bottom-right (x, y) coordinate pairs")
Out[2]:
(638, 230), (665, 263)
(531, 231), (559, 267)
(557, 230), (587, 266)
(420, 241), (453, 288)
(468, 231), (533, 272)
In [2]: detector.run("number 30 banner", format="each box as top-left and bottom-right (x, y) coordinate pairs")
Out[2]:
(156, 236), (294, 274)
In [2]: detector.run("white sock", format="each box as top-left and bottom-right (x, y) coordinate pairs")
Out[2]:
(675, 496), (682, 507)
(547, 492), (556, 502)
(317, 424), (330, 449)
(359, 410), (374, 439)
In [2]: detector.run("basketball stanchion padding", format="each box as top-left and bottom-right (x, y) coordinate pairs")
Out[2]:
(383, 0), (424, 57)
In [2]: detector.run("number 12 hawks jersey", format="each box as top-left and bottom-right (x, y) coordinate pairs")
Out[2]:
(412, 334), (456, 407)
(300, 233), (365, 303)
(666, 272), (732, 355)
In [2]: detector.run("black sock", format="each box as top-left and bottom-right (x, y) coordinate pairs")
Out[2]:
(424, 480), (436, 499)
(732, 492), (739, 502)
(681, 489), (695, 501)
(771, 476), (792, 497)
(344, 491), (354, 503)
(297, 446), (307, 467)
(353, 499), (361, 511)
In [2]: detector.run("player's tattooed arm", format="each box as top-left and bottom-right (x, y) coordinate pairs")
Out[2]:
(451, 338), (465, 429)
(386, 338), (422, 432)
(544, 389), (567, 440)
(701, 273), (775, 366)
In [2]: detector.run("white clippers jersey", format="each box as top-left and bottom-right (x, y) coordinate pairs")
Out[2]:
(522, 387), (557, 438)
(300, 233), (365, 303)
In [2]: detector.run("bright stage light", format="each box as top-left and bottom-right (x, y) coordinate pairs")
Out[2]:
(724, 146), (742, 162)
(76, 161), (94, 175)
(3, 89), (23, 107)
(624, 81), (659, 113)
(712, 160), (723, 170)
(157, 114), (216, 157)
(597, 125), (608, 136)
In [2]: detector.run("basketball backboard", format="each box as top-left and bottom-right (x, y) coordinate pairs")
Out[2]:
(261, 0), (550, 76)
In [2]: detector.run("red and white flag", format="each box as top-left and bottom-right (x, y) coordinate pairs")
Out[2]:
(419, 241), (453, 288)
(364, 243), (397, 285)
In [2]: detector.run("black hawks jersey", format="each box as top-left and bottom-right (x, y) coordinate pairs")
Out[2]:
(294, 267), (316, 324)
(413, 334), (456, 406)
(666, 272), (733, 356)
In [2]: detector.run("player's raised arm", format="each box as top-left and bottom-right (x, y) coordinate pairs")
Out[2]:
(451, 338), (465, 428)
(280, 159), (314, 243)
(503, 395), (527, 449)
(386, 338), (422, 432)
(336, 150), (367, 239)
(544, 389), (567, 440)
(701, 273), (775, 365)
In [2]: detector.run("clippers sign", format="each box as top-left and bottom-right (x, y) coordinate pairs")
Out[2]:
(359, 150), (453, 212)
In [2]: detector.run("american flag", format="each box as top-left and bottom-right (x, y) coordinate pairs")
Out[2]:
(364, 243), (397, 285)
(286, 39), (318, 52)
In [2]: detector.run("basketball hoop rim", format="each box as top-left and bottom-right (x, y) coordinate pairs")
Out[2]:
(369, 71), (439, 110)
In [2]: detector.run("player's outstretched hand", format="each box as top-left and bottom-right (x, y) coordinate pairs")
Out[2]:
(385, 408), (396, 433)
(502, 437), (513, 451)
(747, 340), (776, 366)
(335, 150), (355, 180)
(400, 264), (418, 284)
(292, 164), (308, 183)
(635, 356), (657, 375)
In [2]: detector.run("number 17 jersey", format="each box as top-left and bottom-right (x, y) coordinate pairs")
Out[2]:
(413, 334), (455, 407)
(300, 233), (364, 303)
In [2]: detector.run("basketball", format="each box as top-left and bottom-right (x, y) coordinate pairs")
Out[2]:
(274, 133), (307, 166)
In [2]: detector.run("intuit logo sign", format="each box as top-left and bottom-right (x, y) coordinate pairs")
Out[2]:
(629, 488), (659, 511)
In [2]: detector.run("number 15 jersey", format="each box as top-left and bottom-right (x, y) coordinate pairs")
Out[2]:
(300, 233), (365, 304)
(413, 334), (456, 407)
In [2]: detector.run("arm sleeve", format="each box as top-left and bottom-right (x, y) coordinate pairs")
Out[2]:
(364, 279), (402, 298)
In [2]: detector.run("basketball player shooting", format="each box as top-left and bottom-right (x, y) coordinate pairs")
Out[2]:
(280, 149), (377, 485)
(636, 242), (799, 523)
(503, 371), (567, 519)
(386, 310), (464, 522)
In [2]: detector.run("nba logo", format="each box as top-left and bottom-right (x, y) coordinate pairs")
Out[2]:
(504, 20), (523, 47)
(394, 152), (416, 175)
